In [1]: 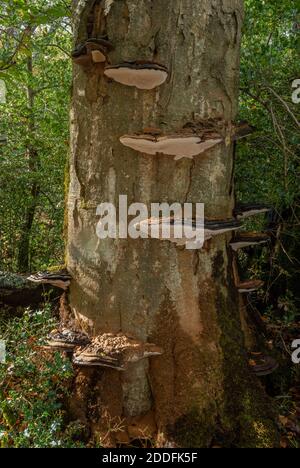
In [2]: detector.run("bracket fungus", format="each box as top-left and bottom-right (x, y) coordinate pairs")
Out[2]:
(27, 270), (72, 290)
(204, 219), (243, 240)
(230, 232), (270, 251)
(234, 203), (272, 220)
(104, 62), (168, 90)
(233, 121), (256, 140)
(73, 333), (163, 371)
(249, 354), (279, 377)
(120, 128), (223, 160)
(134, 217), (242, 248)
(72, 37), (113, 67)
(237, 279), (264, 294)
(46, 329), (90, 352)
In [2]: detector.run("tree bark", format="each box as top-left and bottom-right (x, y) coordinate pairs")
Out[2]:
(67, 0), (278, 447)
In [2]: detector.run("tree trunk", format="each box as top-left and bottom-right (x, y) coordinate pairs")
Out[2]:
(67, 0), (278, 447)
(18, 50), (40, 272)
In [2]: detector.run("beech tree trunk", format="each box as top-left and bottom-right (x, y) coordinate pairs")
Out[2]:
(67, 0), (278, 447)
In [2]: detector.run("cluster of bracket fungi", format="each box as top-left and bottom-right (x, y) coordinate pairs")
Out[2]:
(26, 32), (277, 402)
(43, 330), (162, 372)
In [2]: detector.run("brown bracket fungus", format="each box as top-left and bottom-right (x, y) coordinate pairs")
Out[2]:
(104, 62), (168, 90)
(46, 329), (90, 352)
(120, 131), (223, 160)
(205, 219), (243, 240)
(27, 270), (72, 291)
(230, 232), (270, 251)
(249, 354), (279, 377)
(86, 38), (113, 63)
(237, 279), (265, 294)
(72, 37), (113, 67)
(73, 333), (163, 371)
(233, 120), (256, 140)
(135, 217), (242, 248)
(234, 203), (272, 220)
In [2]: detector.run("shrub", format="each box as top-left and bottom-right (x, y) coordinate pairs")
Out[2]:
(0, 305), (82, 448)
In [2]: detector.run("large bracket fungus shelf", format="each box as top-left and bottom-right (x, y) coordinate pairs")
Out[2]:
(236, 279), (264, 294)
(230, 232), (270, 251)
(134, 217), (242, 248)
(204, 219), (243, 239)
(46, 329), (90, 353)
(234, 203), (272, 220)
(72, 37), (113, 67)
(73, 333), (163, 371)
(120, 129), (223, 160)
(27, 270), (72, 291)
(104, 62), (169, 90)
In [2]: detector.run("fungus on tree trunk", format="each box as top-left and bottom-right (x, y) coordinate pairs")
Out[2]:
(230, 232), (270, 251)
(104, 62), (168, 90)
(27, 270), (72, 290)
(73, 333), (163, 370)
(72, 37), (113, 67)
(120, 130), (223, 160)
(233, 121), (256, 140)
(237, 280), (265, 294)
(46, 329), (90, 352)
(249, 354), (279, 377)
(67, 0), (279, 448)
(135, 217), (242, 247)
(234, 203), (272, 219)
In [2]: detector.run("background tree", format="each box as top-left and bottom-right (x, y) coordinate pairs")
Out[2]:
(0, 0), (71, 272)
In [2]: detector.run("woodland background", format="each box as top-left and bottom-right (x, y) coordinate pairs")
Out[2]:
(0, 0), (299, 448)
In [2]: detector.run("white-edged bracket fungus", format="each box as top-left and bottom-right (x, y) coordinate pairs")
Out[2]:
(234, 203), (272, 220)
(46, 329), (90, 352)
(134, 217), (242, 248)
(104, 62), (168, 90)
(230, 232), (270, 251)
(27, 270), (72, 291)
(237, 279), (264, 294)
(120, 130), (223, 160)
(73, 333), (163, 371)
(204, 219), (243, 240)
(72, 37), (113, 67)
(249, 354), (279, 377)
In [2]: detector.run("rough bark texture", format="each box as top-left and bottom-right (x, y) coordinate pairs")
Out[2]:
(67, 0), (278, 447)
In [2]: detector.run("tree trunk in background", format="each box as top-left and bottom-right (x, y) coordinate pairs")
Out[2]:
(67, 0), (278, 447)
(18, 51), (40, 272)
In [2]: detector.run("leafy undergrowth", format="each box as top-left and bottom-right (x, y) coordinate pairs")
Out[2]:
(0, 305), (83, 448)
(267, 319), (300, 448)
